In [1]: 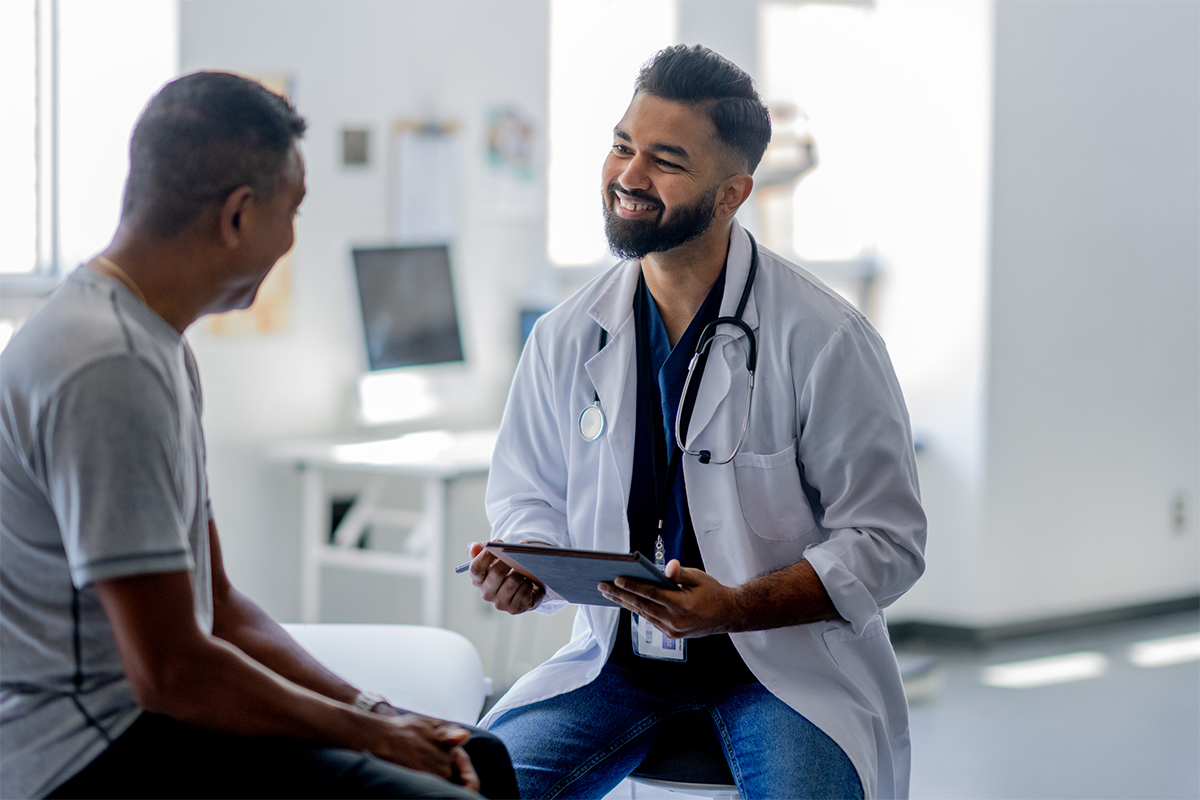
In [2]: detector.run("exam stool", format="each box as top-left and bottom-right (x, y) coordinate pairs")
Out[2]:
(628, 711), (739, 799)
(282, 623), (492, 725)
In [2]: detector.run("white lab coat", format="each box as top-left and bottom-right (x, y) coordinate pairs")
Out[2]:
(480, 221), (927, 800)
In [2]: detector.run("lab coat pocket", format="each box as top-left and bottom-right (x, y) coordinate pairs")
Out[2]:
(732, 439), (816, 540)
(822, 616), (909, 739)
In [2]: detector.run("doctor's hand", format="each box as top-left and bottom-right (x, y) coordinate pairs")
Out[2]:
(599, 560), (745, 639)
(467, 541), (546, 615)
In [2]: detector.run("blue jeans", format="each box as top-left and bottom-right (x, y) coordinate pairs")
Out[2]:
(487, 661), (863, 800)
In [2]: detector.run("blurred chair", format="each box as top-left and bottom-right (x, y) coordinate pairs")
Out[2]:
(283, 623), (491, 725)
(628, 711), (739, 799)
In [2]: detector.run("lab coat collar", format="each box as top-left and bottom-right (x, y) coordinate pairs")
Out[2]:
(719, 219), (760, 333)
(587, 258), (640, 339)
(585, 265), (640, 520)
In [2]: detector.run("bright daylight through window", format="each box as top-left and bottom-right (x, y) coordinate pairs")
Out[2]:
(0, 2), (38, 275)
(546, 0), (676, 267)
(0, 1), (178, 279)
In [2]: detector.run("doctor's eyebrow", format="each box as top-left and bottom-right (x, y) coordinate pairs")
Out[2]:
(613, 128), (691, 162)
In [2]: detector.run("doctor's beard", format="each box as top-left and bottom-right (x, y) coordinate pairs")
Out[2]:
(603, 183), (719, 260)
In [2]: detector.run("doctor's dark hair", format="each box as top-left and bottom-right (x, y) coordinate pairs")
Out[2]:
(634, 44), (771, 174)
(121, 71), (307, 238)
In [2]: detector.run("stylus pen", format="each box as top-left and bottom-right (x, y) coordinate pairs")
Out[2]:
(454, 561), (472, 574)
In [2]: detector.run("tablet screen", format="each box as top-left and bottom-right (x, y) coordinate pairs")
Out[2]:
(485, 542), (678, 606)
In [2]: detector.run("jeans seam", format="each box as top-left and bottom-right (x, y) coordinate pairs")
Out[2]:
(544, 708), (673, 799)
(708, 706), (745, 796)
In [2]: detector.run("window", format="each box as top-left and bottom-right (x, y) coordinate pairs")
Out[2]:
(0, 2), (38, 275)
(759, 0), (994, 407)
(546, 0), (676, 267)
(759, 0), (993, 274)
(760, 1), (884, 263)
(0, 0), (179, 279)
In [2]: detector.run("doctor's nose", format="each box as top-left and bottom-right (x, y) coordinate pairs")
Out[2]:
(616, 158), (652, 192)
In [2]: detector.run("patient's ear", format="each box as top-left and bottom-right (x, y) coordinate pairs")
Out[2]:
(218, 187), (255, 248)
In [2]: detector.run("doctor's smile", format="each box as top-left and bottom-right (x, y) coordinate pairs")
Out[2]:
(611, 187), (662, 217)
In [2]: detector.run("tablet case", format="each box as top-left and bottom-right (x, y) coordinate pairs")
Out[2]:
(485, 542), (679, 606)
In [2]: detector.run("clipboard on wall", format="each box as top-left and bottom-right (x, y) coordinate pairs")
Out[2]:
(485, 542), (679, 607)
(390, 120), (459, 244)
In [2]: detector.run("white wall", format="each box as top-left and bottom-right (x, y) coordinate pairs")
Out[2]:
(976, 0), (1200, 625)
(894, 0), (1200, 627)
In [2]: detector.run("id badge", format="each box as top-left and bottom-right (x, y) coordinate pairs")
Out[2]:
(631, 613), (686, 661)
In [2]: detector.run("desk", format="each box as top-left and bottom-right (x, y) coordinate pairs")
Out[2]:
(268, 429), (497, 626)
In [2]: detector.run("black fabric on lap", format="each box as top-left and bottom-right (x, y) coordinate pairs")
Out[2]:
(46, 711), (516, 799)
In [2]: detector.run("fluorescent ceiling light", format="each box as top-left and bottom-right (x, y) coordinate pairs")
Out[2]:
(981, 652), (1108, 688)
(1128, 633), (1200, 668)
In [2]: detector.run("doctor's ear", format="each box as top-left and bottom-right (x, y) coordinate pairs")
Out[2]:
(218, 186), (255, 248)
(714, 174), (753, 220)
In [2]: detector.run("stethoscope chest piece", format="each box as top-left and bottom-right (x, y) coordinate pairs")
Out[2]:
(578, 402), (605, 442)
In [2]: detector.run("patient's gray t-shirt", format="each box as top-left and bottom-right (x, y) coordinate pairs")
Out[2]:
(0, 267), (213, 799)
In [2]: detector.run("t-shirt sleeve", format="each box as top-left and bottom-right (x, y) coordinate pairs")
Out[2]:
(43, 356), (194, 587)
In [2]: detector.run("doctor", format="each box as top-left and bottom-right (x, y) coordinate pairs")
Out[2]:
(469, 44), (926, 800)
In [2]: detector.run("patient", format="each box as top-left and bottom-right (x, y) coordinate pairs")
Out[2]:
(0, 71), (516, 800)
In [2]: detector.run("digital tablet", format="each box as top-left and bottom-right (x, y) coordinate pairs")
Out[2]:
(484, 542), (679, 607)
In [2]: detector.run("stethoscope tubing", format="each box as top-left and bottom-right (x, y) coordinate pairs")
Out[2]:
(674, 328), (755, 465)
(579, 232), (760, 465)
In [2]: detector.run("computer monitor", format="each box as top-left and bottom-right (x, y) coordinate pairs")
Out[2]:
(352, 244), (464, 372)
(518, 307), (550, 348)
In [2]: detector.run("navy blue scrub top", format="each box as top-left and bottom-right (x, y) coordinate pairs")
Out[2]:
(608, 266), (757, 689)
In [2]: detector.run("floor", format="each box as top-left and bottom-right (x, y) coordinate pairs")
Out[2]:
(603, 610), (1200, 799)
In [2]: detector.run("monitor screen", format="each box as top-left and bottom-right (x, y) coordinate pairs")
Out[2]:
(352, 244), (464, 371)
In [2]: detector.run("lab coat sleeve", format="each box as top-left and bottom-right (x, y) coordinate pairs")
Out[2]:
(485, 323), (572, 614)
(797, 315), (927, 635)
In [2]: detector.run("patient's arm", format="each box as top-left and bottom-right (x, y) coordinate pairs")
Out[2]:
(205, 520), (363, 707)
(95, 562), (478, 789)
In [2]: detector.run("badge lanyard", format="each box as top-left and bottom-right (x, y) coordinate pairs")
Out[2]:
(630, 279), (687, 662)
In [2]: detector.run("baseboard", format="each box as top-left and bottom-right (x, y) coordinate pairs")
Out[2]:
(888, 595), (1200, 647)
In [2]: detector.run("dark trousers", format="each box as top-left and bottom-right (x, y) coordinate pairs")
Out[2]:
(47, 711), (519, 799)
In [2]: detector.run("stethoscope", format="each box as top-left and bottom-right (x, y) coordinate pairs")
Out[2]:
(578, 232), (759, 465)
